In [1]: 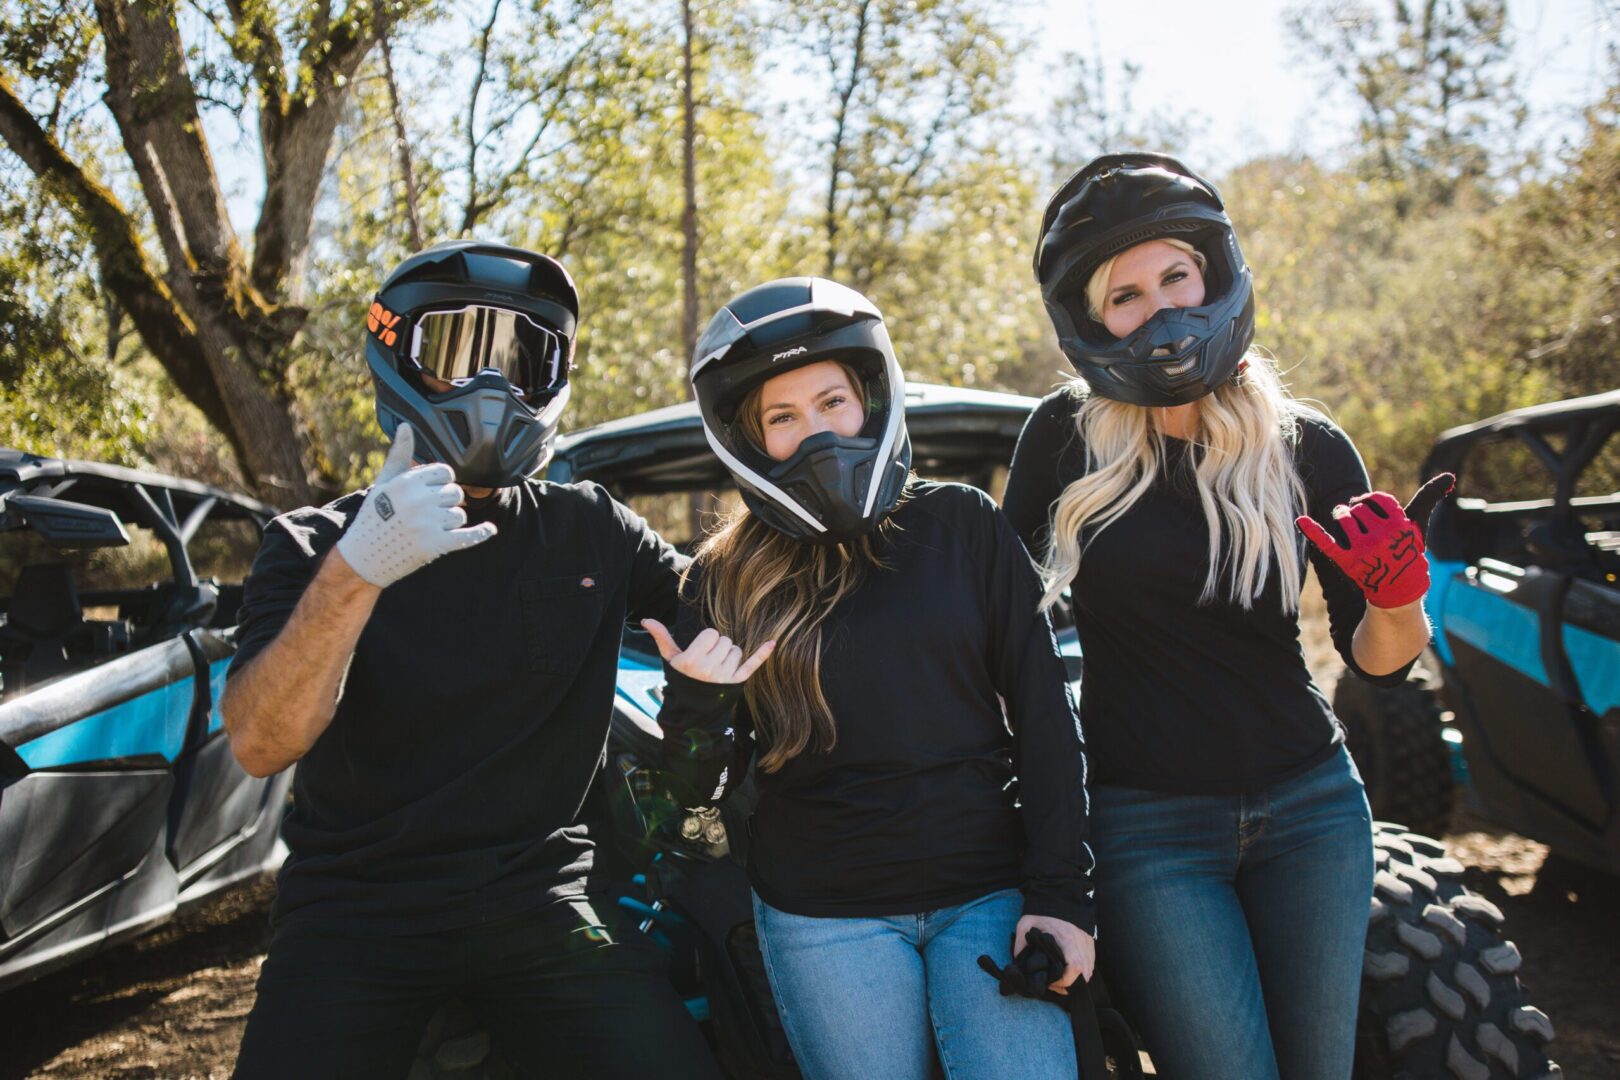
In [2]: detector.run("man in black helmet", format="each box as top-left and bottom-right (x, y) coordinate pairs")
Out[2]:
(221, 241), (720, 1079)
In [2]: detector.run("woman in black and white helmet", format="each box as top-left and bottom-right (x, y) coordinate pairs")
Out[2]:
(1004, 153), (1451, 1080)
(645, 277), (1097, 1080)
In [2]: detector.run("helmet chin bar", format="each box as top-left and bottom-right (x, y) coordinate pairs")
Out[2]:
(735, 430), (901, 545)
(699, 425), (828, 535)
(368, 338), (564, 488)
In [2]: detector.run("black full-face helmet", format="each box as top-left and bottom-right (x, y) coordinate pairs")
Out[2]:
(365, 240), (579, 487)
(691, 278), (911, 543)
(1034, 152), (1255, 407)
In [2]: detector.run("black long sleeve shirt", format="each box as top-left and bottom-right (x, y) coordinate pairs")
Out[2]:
(1002, 388), (1414, 796)
(656, 482), (1096, 935)
(229, 480), (685, 929)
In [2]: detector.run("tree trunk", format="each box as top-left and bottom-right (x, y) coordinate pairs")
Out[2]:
(681, 0), (705, 539)
(824, 0), (872, 278)
(681, 0), (700, 365)
(381, 31), (425, 252)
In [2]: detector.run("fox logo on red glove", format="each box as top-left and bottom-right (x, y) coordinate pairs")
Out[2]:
(1297, 474), (1455, 610)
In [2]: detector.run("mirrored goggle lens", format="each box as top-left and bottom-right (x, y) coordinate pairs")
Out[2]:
(409, 306), (565, 398)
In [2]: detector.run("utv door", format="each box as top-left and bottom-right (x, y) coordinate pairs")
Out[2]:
(166, 626), (289, 903)
(0, 636), (197, 989)
(1423, 391), (1620, 870)
(0, 468), (284, 990)
(1434, 557), (1613, 863)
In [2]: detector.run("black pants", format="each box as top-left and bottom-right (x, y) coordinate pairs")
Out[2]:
(233, 895), (722, 1080)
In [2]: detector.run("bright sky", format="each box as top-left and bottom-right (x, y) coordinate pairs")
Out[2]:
(1013, 0), (1620, 173)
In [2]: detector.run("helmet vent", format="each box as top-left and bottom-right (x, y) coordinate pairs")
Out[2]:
(445, 411), (472, 450)
(1160, 357), (1197, 377)
(1150, 336), (1198, 358)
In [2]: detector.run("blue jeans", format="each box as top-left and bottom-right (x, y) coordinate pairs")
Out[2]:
(1090, 745), (1374, 1080)
(752, 887), (1076, 1080)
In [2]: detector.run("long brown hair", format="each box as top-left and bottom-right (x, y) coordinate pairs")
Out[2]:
(687, 516), (886, 772)
(688, 358), (892, 772)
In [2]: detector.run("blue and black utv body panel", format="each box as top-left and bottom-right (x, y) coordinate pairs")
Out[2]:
(0, 451), (291, 991)
(1420, 390), (1620, 873)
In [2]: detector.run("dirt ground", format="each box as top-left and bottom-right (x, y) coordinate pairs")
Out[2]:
(3, 597), (1618, 1079)
(2, 877), (273, 1079)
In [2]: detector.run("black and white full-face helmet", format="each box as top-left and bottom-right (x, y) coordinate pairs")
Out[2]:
(691, 278), (911, 543)
(365, 240), (578, 487)
(1034, 152), (1255, 407)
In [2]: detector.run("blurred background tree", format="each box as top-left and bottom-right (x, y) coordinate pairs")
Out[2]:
(1, 0), (1616, 506)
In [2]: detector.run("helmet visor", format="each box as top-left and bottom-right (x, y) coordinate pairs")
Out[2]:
(409, 305), (566, 400)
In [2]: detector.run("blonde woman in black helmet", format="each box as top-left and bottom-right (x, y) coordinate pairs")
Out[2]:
(1007, 154), (1451, 1080)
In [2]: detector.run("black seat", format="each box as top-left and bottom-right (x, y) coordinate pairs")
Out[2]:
(1, 565), (90, 693)
(1525, 519), (1603, 580)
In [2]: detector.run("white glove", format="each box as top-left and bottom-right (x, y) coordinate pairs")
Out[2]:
(335, 424), (497, 587)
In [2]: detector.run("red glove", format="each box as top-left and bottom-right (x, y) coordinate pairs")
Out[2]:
(1297, 473), (1455, 609)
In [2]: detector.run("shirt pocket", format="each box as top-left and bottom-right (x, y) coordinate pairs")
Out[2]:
(520, 570), (607, 676)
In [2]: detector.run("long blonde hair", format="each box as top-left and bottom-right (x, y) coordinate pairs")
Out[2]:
(1038, 356), (1308, 614)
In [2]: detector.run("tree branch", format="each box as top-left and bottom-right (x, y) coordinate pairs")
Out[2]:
(95, 0), (246, 275)
(824, 0), (872, 277)
(379, 30), (424, 250)
(222, 0), (289, 112)
(460, 0), (505, 233)
(0, 75), (244, 458)
(252, 0), (392, 296)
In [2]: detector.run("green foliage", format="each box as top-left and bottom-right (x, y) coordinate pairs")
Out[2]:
(1223, 152), (1586, 492)
(868, 154), (1045, 390)
(1286, 0), (1524, 212)
(779, 0), (1022, 290)
(1, 0), (96, 100)
(0, 175), (152, 465)
(1488, 72), (1620, 397)
(1, 0), (1614, 509)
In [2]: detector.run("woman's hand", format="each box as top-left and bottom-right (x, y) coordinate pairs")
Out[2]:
(1014, 914), (1096, 993)
(1296, 473), (1455, 609)
(642, 620), (775, 684)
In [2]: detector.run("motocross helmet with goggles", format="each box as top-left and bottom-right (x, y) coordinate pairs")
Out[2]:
(1034, 152), (1255, 407)
(365, 240), (579, 487)
(691, 278), (911, 543)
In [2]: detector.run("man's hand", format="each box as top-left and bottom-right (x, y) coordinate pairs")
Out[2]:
(1014, 914), (1096, 994)
(335, 424), (498, 587)
(1297, 473), (1455, 610)
(641, 620), (774, 683)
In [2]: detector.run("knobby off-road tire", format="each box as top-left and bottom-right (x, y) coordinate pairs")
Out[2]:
(1336, 671), (1455, 838)
(1355, 824), (1560, 1080)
